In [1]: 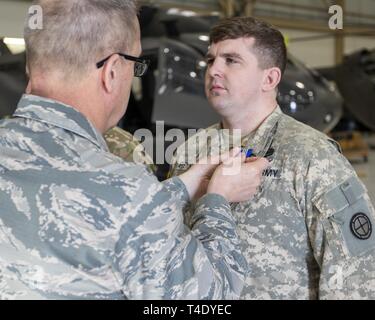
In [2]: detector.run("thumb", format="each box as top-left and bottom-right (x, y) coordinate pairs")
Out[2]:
(245, 156), (259, 163)
(247, 157), (270, 171)
(220, 147), (242, 165)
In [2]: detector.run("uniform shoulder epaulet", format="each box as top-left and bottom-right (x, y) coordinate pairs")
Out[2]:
(104, 127), (156, 173)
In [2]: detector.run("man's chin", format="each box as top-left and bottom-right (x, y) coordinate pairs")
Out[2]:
(209, 102), (230, 114)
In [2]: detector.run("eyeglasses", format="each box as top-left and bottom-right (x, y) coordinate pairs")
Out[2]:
(96, 53), (150, 77)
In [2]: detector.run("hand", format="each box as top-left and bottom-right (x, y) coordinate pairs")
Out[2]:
(207, 156), (269, 203)
(178, 148), (242, 201)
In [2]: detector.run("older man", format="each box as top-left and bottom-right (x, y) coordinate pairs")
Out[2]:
(170, 17), (375, 299)
(0, 1), (268, 299)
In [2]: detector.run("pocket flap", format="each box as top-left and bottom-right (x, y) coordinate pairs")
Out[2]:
(313, 176), (366, 218)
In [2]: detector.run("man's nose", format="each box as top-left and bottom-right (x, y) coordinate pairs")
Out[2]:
(207, 60), (223, 78)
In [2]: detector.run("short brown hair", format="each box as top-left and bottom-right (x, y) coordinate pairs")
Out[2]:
(209, 17), (287, 75)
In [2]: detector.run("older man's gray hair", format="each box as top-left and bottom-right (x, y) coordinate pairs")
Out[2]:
(24, 0), (138, 79)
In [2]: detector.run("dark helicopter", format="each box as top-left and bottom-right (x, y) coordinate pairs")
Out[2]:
(318, 48), (375, 132)
(0, 38), (27, 119)
(0, 5), (343, 135)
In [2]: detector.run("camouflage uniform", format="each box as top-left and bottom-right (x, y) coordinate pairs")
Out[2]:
(170, 106), (375, 300)
(104, 127), (156, 174)
(0, 94), (247, 300)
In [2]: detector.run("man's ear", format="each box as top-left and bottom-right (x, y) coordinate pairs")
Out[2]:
(100, 54), (122, 94)
(262, 67), (282, 92)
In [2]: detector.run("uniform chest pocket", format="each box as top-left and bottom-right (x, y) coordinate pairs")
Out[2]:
(313, 176), (375, 257)
(232, 165), (285, 216)
(253, 158), (284, 200)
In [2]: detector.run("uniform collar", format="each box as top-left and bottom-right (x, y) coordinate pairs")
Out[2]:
(241, 106), (283, 155)
(14, 94), (109, 151)
(217, 106), (282, 154)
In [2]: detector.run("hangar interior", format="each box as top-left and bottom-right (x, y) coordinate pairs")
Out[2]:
(1, 0), (375, 201)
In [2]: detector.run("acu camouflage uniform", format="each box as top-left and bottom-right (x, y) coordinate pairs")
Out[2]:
(169, 106), (375, 300)
(0, 94), (247, 300)
(104, 127), (156, 174)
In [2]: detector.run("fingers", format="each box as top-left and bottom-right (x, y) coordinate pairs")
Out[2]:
(245, 157), (269, 171)
(220, 147), (242, 165)
(196, 147), (241, 167)
(229, 146), (242, 158)
(198, 147), (252, 166)
(242, 158), (269, 189)
(245, 156), (258, 163)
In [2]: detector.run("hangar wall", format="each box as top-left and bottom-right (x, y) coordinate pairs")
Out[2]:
(281, 29), (375, 68)
(0, 1), (30, 38)
(1, 0), (375, 68)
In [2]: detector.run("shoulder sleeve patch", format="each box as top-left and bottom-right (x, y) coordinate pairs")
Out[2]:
(313, 176), (375, 257)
